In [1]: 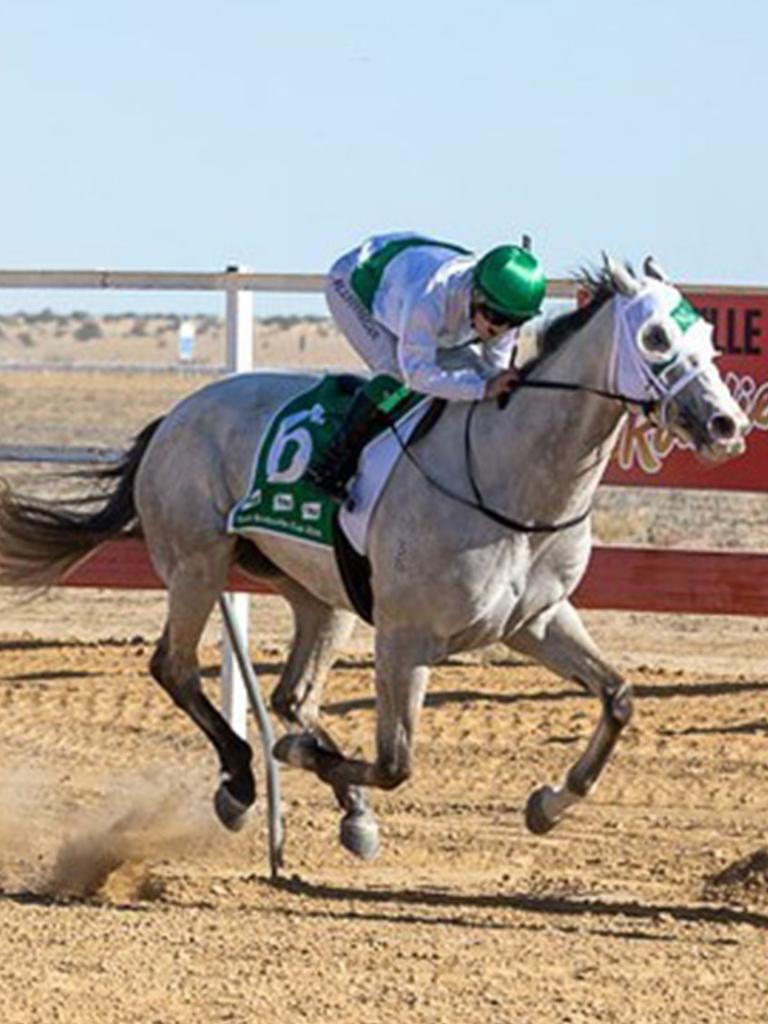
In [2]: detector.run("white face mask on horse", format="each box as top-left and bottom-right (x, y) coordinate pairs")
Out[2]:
(608, 257), (747, 462)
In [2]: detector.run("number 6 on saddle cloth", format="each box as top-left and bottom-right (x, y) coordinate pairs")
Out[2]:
(229, 373), (431, 551)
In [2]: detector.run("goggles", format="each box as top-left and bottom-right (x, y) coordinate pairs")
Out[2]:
(475, 302), (529, 329)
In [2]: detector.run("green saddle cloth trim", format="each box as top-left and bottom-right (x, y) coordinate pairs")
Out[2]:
(229, 374), (420, 549)
(350, 237), (470, 312)
(361, 373), (413, 413)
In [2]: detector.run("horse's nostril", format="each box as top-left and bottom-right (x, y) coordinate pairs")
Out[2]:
(708, 413), (738, 442)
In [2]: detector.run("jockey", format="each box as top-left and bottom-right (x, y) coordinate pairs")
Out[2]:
(305, 231), (547, 500)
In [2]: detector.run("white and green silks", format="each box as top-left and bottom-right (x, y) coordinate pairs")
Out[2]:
(329, 232), (521, 402)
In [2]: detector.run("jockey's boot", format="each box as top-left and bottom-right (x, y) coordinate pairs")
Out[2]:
(304, 389), (388, 501)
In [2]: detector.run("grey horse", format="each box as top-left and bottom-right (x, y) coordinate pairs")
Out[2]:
(0, 258), (748, 861)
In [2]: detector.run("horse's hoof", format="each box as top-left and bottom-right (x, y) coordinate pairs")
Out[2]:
(214, 783), (253, 832)
(340, 808), (380, 861)
(525, 786), (559, 836)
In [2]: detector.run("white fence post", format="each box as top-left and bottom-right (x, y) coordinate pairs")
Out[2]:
(225, 265), (255, 373)
(220, 266), (254, 737)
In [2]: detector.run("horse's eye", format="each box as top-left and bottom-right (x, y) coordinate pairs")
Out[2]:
(639, 324), (672, 360)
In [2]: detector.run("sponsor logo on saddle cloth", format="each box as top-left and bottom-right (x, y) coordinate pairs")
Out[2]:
(227, 375), (430, 552)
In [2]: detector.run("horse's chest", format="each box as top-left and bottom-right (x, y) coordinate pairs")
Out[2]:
(444, 543), (585, 649)
(429, 557), (530, 643)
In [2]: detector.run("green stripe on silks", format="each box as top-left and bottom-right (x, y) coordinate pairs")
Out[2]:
(229, 373), (420, 550)
(350, 237), (470, 311)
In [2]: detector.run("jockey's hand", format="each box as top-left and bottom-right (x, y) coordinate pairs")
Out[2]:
(484, 367), (520, 400)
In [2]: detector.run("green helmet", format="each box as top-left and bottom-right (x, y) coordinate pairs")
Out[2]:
(473, 245), (546, 319)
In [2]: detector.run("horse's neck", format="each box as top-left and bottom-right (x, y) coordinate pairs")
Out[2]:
(477, 299), (625, 521)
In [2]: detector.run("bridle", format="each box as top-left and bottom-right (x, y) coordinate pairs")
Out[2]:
(383, 288), (716, 535)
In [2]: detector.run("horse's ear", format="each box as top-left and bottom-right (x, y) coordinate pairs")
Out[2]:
(643, 256), (669, 283)
(602, 252), (640, 297)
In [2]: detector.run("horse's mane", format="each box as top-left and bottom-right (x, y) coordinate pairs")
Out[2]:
(531, 265), (622, 369)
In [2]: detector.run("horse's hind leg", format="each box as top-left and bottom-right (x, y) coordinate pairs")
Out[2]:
(270, 579), (379, 859)
(275, 625), (432, 800)
(270, 578), (356, 731)
(505, 599), (633, 835)
(150, 548), (255, 831)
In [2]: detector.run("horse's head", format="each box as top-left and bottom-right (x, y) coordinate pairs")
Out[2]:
(604, 255), (748, 463)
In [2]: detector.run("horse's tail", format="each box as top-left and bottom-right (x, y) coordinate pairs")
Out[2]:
(0, 417), (164, 591)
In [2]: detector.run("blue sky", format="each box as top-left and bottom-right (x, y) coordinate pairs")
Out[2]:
(1, 0), (766, 315)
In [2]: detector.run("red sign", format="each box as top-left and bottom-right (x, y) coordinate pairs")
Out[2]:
(603, 290), (768, 492)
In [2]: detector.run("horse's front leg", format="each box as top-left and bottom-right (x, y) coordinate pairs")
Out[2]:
(275, 626), (431, 830)
(505, 598), (633, 834)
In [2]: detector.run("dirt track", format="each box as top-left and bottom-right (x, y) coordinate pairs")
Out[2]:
(0, 591), (767, 1024)
(1, 347), (768, 1022)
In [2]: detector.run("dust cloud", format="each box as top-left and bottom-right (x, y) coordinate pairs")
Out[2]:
(0, 768), (225, 901)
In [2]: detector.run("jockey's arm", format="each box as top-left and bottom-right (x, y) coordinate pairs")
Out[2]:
(479, 327), (519, 374)
(476, 328), (521, 399)
(396, 294), (489, 402)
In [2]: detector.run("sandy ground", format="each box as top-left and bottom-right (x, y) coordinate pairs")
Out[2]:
(0, 595), (767, 1024)
(0, 324), (767, 1023)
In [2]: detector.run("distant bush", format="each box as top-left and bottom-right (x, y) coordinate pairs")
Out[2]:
(196, 316), (220, 334)
(73, 320), (103, 341)
(259, 315), (326, 329)
(23, 307), (56, 324)
(17, 331), (34, 347)
(129, 319), (148, 336)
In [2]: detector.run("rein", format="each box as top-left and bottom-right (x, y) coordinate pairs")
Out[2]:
(462, 401), (592, 534)
(499, 377), (654, 413)
(382, 280), (716, 533)
(387, 376), (652, 536)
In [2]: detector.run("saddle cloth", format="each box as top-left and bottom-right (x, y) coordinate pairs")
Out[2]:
(227, 375), (431, 556)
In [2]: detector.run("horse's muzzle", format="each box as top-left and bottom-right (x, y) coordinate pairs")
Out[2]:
(699, 410), (748, 462)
